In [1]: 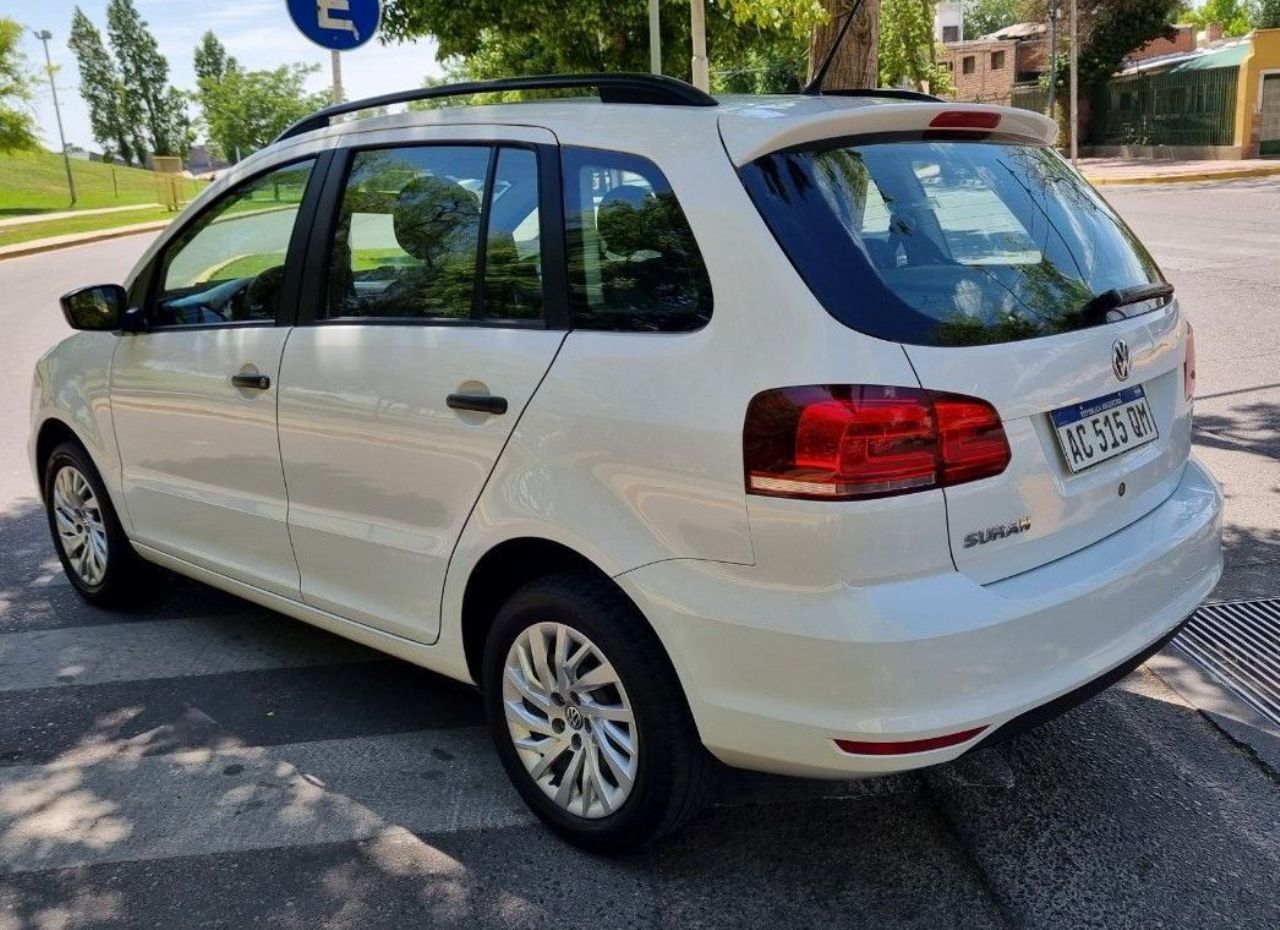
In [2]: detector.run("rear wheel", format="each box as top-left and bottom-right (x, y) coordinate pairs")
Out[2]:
(43, 441), (152, 607)
(483, 572), (709, 852)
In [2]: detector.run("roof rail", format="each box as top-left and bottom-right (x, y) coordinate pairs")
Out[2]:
(275, 73), (718, 142)
(820, 88), (944, 103)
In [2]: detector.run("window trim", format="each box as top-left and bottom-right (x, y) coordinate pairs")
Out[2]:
(142, 153), (329, 333)
(297, 139), (569, 330)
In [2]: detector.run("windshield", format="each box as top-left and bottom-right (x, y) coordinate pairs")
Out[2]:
(739, 139), (1166, 346)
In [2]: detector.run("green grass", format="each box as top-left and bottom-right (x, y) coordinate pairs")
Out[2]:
(0, 149), (209, 216)
(0, 207), (177, 248)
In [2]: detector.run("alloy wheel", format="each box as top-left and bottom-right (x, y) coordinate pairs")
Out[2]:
(502, 621), (639, 819)
(51, 465), (109, 587)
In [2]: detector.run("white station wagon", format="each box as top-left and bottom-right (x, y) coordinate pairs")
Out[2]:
(31, 74), (1222, 851)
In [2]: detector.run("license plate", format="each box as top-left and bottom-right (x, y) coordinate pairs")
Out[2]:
(1051, 385), (1158, 473)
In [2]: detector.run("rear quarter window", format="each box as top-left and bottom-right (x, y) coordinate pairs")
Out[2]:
(562, 147), (712, 333)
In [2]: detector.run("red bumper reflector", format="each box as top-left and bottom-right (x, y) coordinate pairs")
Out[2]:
(834, 726), (987, 756)
(928, 111), (1001, 130)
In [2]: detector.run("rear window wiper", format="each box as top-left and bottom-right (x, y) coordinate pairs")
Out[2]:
(1080, 282), (1174, 325)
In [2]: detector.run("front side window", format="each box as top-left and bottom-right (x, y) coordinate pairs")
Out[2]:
(740, 139), (1163, 346)
(152, 160), (314, 326)
(563, 147), (711, 332)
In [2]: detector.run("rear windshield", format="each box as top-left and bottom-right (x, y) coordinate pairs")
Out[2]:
(740, 139), (1165, 346)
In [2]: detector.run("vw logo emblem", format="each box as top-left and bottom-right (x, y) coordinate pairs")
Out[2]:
(564, 706), (585, 730)
(1112, 339), (1131, 382)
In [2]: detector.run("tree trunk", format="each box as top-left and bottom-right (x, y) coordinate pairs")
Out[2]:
(808, 0), (881, 90)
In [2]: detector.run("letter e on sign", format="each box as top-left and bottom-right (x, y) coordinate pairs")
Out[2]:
(287, 0), (381, 51)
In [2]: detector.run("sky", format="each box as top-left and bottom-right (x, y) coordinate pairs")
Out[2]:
(5, 0), (446, 152)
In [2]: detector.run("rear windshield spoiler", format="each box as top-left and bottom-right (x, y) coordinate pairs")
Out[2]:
(719, 101), (1058, 167)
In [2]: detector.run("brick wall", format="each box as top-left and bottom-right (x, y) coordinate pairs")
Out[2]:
(1130, 25), (1195, 62)
(938, 39), (1019, 104)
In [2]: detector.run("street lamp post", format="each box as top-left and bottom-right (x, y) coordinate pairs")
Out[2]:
(33, 29), (76, 207)
(1046, 0), (1058, 117)
(1069, 0), (1078, 164)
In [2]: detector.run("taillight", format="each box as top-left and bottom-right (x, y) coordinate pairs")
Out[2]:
(1184, 321), (1196, 401)
(744, 385), (1011, 501)
(928, 110), (1001, 130)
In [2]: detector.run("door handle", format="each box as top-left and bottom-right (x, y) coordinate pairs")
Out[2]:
(231, 373), (271, 390)
(446, 393), (508, 415)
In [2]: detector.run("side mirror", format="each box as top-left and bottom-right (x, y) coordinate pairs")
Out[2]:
(60, 284), (128, 332)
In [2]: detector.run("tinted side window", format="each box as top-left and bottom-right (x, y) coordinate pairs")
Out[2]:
(326, 146), (490, 320)
(152, 160), (314, 327)
(563, 148), (711, 332)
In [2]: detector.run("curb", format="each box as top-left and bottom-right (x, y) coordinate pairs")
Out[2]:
(0, 219), (172, 261)
(1085, 165), (1280, 186)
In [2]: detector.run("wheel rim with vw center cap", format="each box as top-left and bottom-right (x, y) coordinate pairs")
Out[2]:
(52, 465), (108, 587)
(502, 622), (639, 818)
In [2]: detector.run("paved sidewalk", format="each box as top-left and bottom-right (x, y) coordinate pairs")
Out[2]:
(1080, 156), (1280, 185)
(0, 203), (160, 228)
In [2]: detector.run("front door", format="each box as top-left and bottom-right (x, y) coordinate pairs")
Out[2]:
(111, 158), (320, 597)
(278, 135), (564, 643)
(1260, 74), (1280, 156)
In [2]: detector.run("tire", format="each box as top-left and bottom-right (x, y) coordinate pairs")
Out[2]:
(43, 440), (154, 608)
(483, 571), (711, 853)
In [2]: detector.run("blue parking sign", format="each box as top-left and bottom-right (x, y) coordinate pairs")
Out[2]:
(287, 0), (380, 51)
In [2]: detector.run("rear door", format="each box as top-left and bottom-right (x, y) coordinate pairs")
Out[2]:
(277, 127), (566, 643)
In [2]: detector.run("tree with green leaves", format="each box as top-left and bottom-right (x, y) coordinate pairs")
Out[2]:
(879, 0), (953, 92)
(1256, 0), (1280, 28)
(106, 0), (187, 157)
(0, 17), (38, 153)
(382, 0), (824, 83)
(1025, 0), (1181, 140)
(69, 7), (136, 163)
(200, 62), (331, 161)
(194, 30), (232, 87)
(963, 0), (1021, 39)
(1182, 0), (1252, 36)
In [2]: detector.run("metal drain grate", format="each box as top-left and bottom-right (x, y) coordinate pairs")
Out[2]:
(1173, 598), (1280, 726)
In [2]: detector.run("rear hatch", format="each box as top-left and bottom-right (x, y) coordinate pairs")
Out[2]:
(731, 100), (1194, 583)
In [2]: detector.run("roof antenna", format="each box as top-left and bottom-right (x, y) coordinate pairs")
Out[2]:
(803, 0), (869, 96)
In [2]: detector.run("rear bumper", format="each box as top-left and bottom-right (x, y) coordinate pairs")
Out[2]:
(617, 456), (1222, 778)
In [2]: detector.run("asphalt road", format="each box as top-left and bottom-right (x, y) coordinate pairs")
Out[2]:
(1, 182), (1278, 929)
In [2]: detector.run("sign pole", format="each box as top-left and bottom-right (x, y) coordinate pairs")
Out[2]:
(331, 49), (344, 103)
(649, 0), (662, 75)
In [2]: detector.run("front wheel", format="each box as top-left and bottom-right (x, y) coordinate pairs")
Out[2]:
(483, 572), (710, 852)
(43, 441), (153, 607)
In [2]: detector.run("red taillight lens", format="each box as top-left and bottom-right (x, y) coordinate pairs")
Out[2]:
(1184, 321), (1196, 401)
(744, 385), (1011, 501)
(928, 110), (1001, 130)
(932, 394), (1012, 485)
